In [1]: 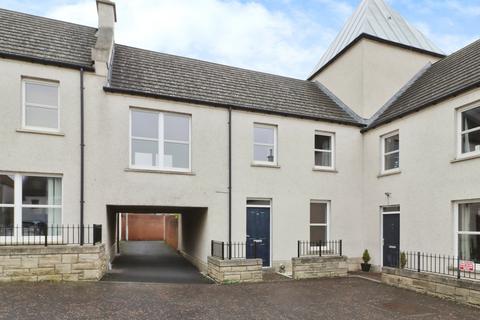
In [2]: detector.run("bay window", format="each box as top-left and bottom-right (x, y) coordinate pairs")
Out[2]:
(253, 123), (277, 164)
(314, 132), (334, 169)
(381, 131), (400, 173)
(0, 174), (62, 237)
(458, 105), (480, 157)
(22, 79), (60, 131)
(457, 201), (480, 264)
(130, 109), (191, 171)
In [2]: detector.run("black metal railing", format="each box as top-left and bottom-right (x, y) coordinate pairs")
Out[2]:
(297, 240), (343, 258)
(211, 240), (260, 260)
(0, 224), (102, 246)
(401, 251), (479, 281)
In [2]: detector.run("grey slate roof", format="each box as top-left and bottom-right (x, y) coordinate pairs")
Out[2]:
(367, 39), (480, 130)
(0, 8), (97, 70)
(107, 44), (361, 126)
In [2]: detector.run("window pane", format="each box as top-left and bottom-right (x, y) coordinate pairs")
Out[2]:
(22, 176), (62, 205)
(0, 207), (14, 236)
(131, 110), (158, 139)
(164, 113), (189, 142)
(254, 125), (274, 144)
(384, 152), (399, 170)
(25, 105), (58, 129)
(246, 200), (270, 206)
(132, 139), (158, 167)
(458, 234), (480, 264)
(310, 226), (326, 243)
(310, 203), (327, 224)
(25, 82), (58, 106)
(254, 144), (275, 162)
(458, 203), (480, 232)
(164, 142), (189, 169)
(383, 205), (400, 213)
(462, 131), (480, 154)
(315, 135), (331, 150)
(22, 208), (61, 234)
(462, 107), (480, 131)
(315, 151), (332, 167)
(0, 175), (14, 204)
(384, 134), (399, 153)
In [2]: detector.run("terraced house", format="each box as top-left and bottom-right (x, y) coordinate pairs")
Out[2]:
(0, 0), (479, 279)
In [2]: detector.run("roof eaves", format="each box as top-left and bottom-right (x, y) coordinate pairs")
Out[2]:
(362, 62), (432, 132)
(103, 86), (364, 127)
(0, 51), (95, 71)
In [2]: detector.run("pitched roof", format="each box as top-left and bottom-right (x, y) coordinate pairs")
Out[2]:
(309, 0), (444, 79)
(366, 39), (480, 130)
(106, 44), (362, 126)
(0, 8), (97, 70)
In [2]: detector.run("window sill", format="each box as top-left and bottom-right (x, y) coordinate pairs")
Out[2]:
(377, 170), (401, 178)
(251, 163), (280, 169)
(451, 153), (480, 163)
(16, 128), (64, 136)
(312, 167), (338, 173)
(125, 168), (195, 175)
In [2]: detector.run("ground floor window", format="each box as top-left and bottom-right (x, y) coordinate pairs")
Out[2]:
(457, 201), (480, 263)
(310, 201), (329, 243)
(0, 173), (62, 236)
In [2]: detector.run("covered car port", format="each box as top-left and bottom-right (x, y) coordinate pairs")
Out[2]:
(103, 205), (212, 284)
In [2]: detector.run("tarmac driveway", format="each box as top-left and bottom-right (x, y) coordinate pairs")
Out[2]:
(0, 277), (478, 320)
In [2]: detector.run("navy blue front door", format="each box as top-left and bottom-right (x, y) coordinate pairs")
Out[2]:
(246, 207), (270, 267)
(383, 214), (400, 267)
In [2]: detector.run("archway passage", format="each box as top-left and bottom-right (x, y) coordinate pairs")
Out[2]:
(103, 205), (212, 284)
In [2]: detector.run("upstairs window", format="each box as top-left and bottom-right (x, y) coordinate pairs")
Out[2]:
(458, 105), (480, 157)
(314, 132), (334, 169)
(381, 131), (400, 173)
(23, 79), (59, 131)
(253, 124), (277, 165)
(130, 109), (191, 171)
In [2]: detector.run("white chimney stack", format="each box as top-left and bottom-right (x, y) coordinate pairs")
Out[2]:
(92, 0), (117, 77)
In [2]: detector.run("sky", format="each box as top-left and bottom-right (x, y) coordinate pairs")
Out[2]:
(0, 0), (479, 79)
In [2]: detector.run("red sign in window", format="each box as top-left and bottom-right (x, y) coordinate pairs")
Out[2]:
(459, 261), (475, 272)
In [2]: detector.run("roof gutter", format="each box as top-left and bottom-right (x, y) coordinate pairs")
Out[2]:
(103, 86), (365, 128)
(0, 52), (94, 72)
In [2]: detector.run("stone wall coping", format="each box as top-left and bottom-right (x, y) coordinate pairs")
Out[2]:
(292, 256), (347, 264)
(0, 244), (104, 256)
(383, 267), (480, 291)
(208, 256), (262, 267)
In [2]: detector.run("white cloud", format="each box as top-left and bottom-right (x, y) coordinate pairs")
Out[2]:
(46, 0), (331, 79)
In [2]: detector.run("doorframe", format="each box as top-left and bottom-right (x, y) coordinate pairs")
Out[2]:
(246, 198), (272, 268)
(380, 205), (400, 268)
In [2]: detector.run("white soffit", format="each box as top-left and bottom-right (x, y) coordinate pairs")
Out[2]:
(309, 0), (444, 78)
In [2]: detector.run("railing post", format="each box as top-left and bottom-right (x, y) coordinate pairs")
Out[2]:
(221, 241), (225, 260)
(254, 241), (258, 259)
(211, 240), (213, 256)
(228, 242), (232, 260)
(416, 252), (420, 272)
(319, 241), (322, 257)
(339, 240), (343, 256)
(44, 225), (48, 247)
(457, 256), (461, 279)
(297, 240), (300, 258)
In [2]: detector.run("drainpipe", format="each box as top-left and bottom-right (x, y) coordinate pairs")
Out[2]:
(228, 107), (232, 259)
(80, 68), (85, 245)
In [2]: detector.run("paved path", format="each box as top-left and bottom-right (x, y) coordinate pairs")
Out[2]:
(0, 278), (478, 319)
(101, 241), (212, 284)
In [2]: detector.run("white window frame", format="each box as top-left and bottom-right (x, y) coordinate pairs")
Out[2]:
(253, 123), (277, 166)
(309, 200), (330, 246)
(0, 172), (63, 242)
(314, 131), (335, 170)
(129, 108), (192, 173)
(22, 78), (60, 132)
(381, 130), (400, 174)
(454, 199), (480, 266)
(456, 104), (480, 159)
